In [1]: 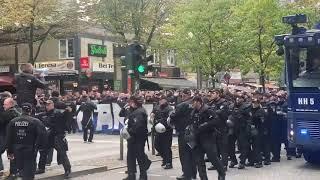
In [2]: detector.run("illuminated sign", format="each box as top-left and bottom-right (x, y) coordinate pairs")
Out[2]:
(88, 44), (107, 57)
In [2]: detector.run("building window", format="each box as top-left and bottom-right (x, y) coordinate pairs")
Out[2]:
(166, 49), (175, 66)
(59, 39), (74, 59)
(152, 49), (160, 64)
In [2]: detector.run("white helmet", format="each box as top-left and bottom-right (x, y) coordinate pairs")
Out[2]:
(120, 126), (131, 140)
(155, 123), (166, 133)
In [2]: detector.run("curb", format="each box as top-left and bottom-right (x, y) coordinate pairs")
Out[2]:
(37, 157), (179, 179)
(38, 166), (108, 180)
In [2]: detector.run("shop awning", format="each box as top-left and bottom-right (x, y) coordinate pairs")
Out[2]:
(265, 83), (279, 89)
(233, 86), (253, 93)
(0, 75), (14, 86)
(245, 83), (263, 88)
(141, 77), (197, 89)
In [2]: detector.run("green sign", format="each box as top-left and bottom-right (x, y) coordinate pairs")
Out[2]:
(88, 44), (107, 57)
(114, 80), (122, 91)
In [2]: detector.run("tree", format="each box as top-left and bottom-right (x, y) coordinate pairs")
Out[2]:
(232, 0), (288, 92)
(0, 0), (93, 64)
(162, 0), (238, 86)
(95, 0), (176, 46)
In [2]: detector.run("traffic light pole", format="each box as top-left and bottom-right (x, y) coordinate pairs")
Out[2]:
(127, 70), (134, 94)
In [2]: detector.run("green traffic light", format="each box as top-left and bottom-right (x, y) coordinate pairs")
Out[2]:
(137, 65), (145, 73)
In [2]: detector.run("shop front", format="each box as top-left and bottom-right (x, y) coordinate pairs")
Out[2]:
(0, 65), (15, 93)
(34, 60), (78, 94)
(79, 61), (114, 92)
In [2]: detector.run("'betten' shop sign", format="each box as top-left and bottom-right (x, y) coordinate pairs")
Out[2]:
(92, 62), (114, 72)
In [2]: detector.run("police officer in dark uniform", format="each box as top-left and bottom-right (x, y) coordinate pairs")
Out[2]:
(15, 63), (47, 107)
(122, 95), (151, 180)
(249, 98), (267, 168)
(76, 95), (97, 143)
(0, 98), (21, 178)
(188, 96), (226, 180)
(277, 94), (297, 160)
(225, 97), (238, 169)
(45, 91), (68, 167)
(168, 89), (197, 180)
(207, 89), (229, 170)
(42, 100), (72, 178)
(261, 97), (272, 166)
(225, 97), (239, 169)
(5, 103), (46, 180)
(232, 95), (252, 169)
(152, 95), (174, 169)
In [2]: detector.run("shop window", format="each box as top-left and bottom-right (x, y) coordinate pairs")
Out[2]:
(166, 49), (176, 66)
(59, 39), (74, 59)
(152, 49), (160, 64)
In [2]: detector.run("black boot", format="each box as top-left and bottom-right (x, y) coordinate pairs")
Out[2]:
(163, 163), (173, 170)
(35, 169), (45, 175)
(139, 172), (147, 180)
(64, 169), (71, 179)
(123, 173), (136, 180)
(271, 158), (280, 162)
(218, 173), (226, 180)
(254, 163), (263, 168)
(229, 161), (238, 168)
(264, 161), (271, 165)
(207, 165), (216, 170)
(176, 175), (187, 180)
(238, 163), (245, 169)
(146, 159), (152, 171)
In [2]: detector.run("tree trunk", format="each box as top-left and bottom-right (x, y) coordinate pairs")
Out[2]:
(210, 72), (216, 89)
(29, 23), (34, 64)
(14, 44), (19, 72)
(260, 70), (266, 93)
(118, 32), (127, 43)
(258, 22), (265, 93)
(196, 66), (202, 89)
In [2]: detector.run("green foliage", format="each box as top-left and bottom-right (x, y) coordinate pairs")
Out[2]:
(0, 0), (93, 63)
(95, 0), (176, 46)
(163, 0), (238, 78)
(285, 0), (320, 29)
(232, 0), (288, 80)
(163, 0), (311, 85)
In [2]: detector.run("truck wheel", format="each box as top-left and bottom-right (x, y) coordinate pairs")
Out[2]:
(303, 150), (320, 164)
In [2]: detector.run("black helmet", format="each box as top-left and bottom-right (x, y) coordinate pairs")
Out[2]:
(129, 95), (144, 106)
(21, 103), (33, 113)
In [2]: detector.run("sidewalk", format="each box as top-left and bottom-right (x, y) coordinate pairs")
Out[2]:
(3, 134), (179, 179)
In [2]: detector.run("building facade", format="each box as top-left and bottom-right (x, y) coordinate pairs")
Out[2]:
(0, 27), (118, 94)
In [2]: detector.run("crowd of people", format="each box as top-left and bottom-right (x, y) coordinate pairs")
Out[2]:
(0, 63), (298, 180)
(119, 88), (300, 180)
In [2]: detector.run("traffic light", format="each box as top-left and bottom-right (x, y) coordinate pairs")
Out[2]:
(123, 42), (154, 76)
(137, 64), (146, 73)
(136, 54), (154, 75)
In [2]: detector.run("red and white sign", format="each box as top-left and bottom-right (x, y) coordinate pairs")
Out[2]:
(80, 57), (90, 69)
(0, 66), (10, 73)
(159, 72), (168, 78)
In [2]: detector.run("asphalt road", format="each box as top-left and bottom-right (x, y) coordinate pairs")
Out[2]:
(73, 155), (320, 180)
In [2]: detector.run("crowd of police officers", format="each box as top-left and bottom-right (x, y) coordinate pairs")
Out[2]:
(0, 63), (74, 180)
(120, 88), (299, 180)
(0, 63), (300, 180)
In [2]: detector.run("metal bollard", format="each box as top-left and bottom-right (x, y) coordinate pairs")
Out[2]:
(151, 128), (155, 155)
(120, 136), (124, 160)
